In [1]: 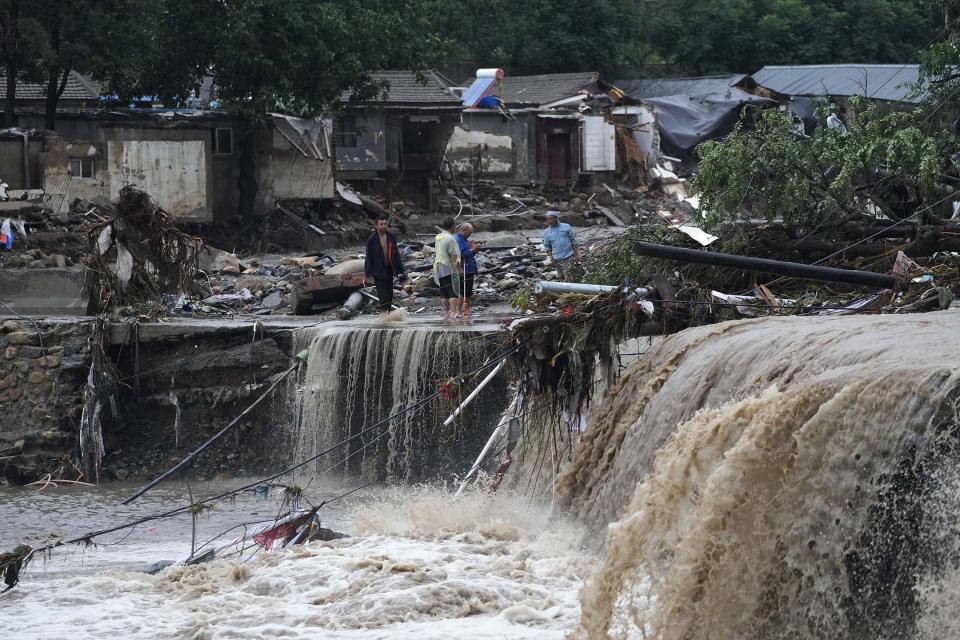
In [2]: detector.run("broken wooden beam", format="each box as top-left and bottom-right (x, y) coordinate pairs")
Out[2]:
(633, 240), (897, 289)
(276, 205), (326, 237)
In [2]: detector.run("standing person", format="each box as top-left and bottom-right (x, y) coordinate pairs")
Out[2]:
(364, 216), (404, 312)
(543, 211), (580, 280)
(455, 222), (480, 318)
(433, 217), (462, 319)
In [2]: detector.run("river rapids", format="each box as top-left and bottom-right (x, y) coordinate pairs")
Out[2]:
(3, 313), (960, 639)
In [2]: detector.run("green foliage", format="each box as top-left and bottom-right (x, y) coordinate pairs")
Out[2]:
(582, 228), (657, 287)
(636, 0), (939, 75)
(693, 97), (947, 228)
(109, 0), (449, 119)
(432, 0), (644, 75)
(919, 7), (960, 117)
(509, 287), (535, 312)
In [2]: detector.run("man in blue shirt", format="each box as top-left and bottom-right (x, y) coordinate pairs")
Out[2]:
(455, 222), (480, 317)
(542, 211), (580, 280)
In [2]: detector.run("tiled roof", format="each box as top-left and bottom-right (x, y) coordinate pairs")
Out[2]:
(617, 75), (749, 100)
(498, 72), (599, 107)
(752, 65), (926, 103)
(342, 70), (461, 105)
(0, 70), (101, 101)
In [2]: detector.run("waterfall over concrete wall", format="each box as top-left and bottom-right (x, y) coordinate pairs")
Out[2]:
(291, 322), (509, 482)
(558, 313), (960, 639)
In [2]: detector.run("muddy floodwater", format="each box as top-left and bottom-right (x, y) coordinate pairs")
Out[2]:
(0, 480), (592, 639)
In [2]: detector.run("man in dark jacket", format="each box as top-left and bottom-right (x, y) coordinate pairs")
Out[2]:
(364, 216), (405, 311)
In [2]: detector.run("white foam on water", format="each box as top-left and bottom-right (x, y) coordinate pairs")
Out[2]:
(1, 488), (592, 640)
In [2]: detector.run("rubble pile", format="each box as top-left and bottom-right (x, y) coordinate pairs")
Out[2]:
(193, 254), (330, 316)
(175, 178), (683, 318)
(522, 219), (960, 337)
(85, 186), (201, 313)
(0, 195), (115, 269)
(431, 177), (686, 233)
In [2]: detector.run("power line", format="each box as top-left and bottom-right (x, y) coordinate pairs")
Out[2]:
(1, 340), (524, 589)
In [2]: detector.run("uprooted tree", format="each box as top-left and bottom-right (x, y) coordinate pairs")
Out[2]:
(85, 186), (200, 312)
(693, 97), (951, 229)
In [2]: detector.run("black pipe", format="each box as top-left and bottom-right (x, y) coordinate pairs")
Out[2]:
(634, 241), (897, 289)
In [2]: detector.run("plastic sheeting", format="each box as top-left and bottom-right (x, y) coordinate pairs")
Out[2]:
(643, 89), (775, 158)
(269, 113), (333, 159)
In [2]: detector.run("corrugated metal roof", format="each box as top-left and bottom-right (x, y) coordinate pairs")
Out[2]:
(498, 72), (598, 107)
(752, 64), (926, 103)
(341, 70), (461, 105)
(0, 70), (101, 102)
(617, 75), (749, 100)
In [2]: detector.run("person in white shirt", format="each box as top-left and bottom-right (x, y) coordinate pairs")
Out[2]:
(433, 217), (462, 319)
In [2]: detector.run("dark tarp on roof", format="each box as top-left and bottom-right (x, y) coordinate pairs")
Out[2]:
(643, 90), (774, 158)
(617, 74), (775, 158)
(752, 65), (926, 104)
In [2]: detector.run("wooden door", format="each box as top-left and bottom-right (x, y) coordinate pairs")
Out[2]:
(547, 133), (569, 181)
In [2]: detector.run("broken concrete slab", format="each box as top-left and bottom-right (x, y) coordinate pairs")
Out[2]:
(0, 268), (88, 315)
(479, 233), (530, 249)
(235, 276), (275, 294)
(325, 258), (366, 277)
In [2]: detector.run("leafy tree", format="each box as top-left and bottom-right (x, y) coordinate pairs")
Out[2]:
(919, 1), (960, 116)
(24, 0), (138, 130)
(638, 0), (940, 76)
(431, 0), (644, 76)
(694, 97), (946, 228)
(0, 0), (46, 127)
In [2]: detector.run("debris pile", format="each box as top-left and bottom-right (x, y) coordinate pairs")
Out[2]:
(0, 195), (111, 268)
(85, 186), (200, 313)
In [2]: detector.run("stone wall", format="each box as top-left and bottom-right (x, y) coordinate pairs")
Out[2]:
(0, 317), (308, 484)
(0, 319), (94, 483)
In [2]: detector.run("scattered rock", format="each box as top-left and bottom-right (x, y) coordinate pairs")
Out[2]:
(261, 291), (284, 309)
(235, 276), (275, 294)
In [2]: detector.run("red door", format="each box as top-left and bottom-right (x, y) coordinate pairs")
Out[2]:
(547, 134), (569, 182)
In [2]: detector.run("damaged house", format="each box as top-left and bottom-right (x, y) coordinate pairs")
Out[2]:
(2, 78), (333, 223)
(751, 64), (928, 129)
(617, 74), (777, 160)
(335, 70), (463, 209)
(446, 71), (652, 185)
